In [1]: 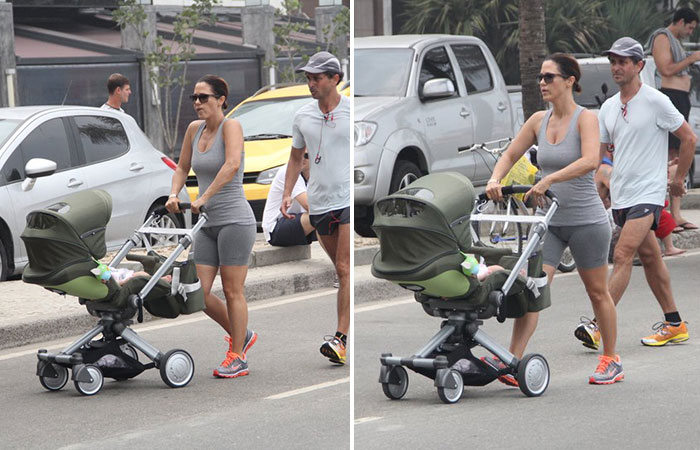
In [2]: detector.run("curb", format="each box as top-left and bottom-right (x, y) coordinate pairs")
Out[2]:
(0, 261), (335, 351)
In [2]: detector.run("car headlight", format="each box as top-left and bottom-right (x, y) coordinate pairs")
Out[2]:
(354, 121), (377, 146)
(256, 165), (282, 185)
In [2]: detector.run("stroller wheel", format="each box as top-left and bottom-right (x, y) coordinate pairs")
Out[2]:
(516, 353), (550, 397)
(74, 365), (104, 396)
(160, 349), (195, 388)
(437, 369), (464, 404)
(381, 366), (409, 400)
(120, 343), (139, 362)
(39, 364), (69, 391)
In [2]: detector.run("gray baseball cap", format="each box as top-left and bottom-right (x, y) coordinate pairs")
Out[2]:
(295, 51), (342, 74)
(602, 37), (644, 60)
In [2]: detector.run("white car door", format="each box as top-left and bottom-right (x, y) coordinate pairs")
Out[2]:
(450, 42), (511, 184)
(68, 114), (154, 249)
(0, 116), (90, 264)
(417, 45), (477, 179)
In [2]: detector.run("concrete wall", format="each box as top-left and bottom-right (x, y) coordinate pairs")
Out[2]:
(0, 2), (18, 107)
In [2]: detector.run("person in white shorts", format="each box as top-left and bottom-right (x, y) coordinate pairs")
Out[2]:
(593, 37), (697, 347)
(282, 51), (350, 365)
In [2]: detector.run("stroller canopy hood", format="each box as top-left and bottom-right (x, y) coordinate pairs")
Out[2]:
(22, 190), (113, 284)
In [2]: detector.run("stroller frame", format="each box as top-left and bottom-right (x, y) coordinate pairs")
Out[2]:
(379, 187), (559, 404)
(36, 205), (208, 396)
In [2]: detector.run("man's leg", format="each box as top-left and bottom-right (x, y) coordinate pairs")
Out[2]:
(317, 226), (349, 335)
(608, 214), (654, 305)
(637, 230), (678, 314)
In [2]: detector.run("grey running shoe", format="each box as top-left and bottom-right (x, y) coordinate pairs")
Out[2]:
(213, 352), (249, 378)
(588, 354), (624, 385)
(574, 316), (601, 350)
(224, 329), (258, 359)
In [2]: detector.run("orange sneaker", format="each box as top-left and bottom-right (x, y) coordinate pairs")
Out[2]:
(641, 321), (689, 346)
(589, 354), (624, 385)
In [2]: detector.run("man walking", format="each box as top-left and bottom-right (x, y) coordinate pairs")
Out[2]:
(578, 37), (696, 347)
(101, 73), (131, 113)
(650, 8), (700, 231)
(282, 51), (350, 364)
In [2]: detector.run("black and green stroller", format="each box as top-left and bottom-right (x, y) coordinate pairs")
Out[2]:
(371, 172), (558, 404)
(22, 189), (207, 396)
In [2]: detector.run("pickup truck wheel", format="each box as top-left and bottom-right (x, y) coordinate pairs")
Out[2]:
(0, 238), (8, 282)
(355, 215), (376, 238)
(390, 160), (421, 193)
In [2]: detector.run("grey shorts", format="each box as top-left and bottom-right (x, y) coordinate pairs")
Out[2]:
(543, 222), (611, 270)
(194, 223), (256, 267)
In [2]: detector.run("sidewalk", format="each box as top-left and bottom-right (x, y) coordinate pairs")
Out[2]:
(0, 239), (336, 350)
(354, 193), (700, 305)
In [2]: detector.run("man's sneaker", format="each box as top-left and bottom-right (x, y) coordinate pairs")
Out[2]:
(589, 354), (624, 385)
(224, 329), (258, 359)
(480, 355), (518, 387)
(320, 335), (346, 364)
(641, 321), (689, 346)
(213, 352), (249, 378)
(574, 316), (601, 350)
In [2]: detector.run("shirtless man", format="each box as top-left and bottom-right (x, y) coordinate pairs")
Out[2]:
(650, 7), (700, 231)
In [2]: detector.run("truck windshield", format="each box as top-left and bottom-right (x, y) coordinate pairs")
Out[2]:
(575, 63), (620, 108)
(355, 48), (413, 97)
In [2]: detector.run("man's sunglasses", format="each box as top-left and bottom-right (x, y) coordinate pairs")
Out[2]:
(536, 73), (565, 84)
(189, 93), (219, 103)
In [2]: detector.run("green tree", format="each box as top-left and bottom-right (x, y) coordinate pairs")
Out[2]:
(321, 6), (350, 57)
(114, 0), (219, 156)
(272, 0), (310, 84)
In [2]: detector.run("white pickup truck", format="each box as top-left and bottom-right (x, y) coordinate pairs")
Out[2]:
(354, 34), (517, 236)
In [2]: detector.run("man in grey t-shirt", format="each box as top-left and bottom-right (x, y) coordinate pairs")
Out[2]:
(282, 51), (350, 365)
(596, 37), (696, 346)
(100, 73), (131, 113)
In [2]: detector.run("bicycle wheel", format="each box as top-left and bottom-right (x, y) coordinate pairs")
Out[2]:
(475, 196), (530, 254)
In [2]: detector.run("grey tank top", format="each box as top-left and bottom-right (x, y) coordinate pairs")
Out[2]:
(191, 119), (255, 227)
(649, 28), (690, 88)
(536, 106), (608, 226)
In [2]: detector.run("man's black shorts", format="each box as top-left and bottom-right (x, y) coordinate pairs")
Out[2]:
(659, 87), (690, 151)
(268, 214), (316, 246)
(310, 207), (350, 236)
(612, 204), (662, 230)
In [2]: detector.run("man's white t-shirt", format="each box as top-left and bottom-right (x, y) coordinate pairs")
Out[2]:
(100, 103), (124, 113)
(599, 83), (684, 209)
(292, 94), (350, 215)
(261, 164), (307, 242)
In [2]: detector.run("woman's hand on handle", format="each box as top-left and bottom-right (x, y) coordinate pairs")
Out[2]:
(191, 198), (205, 215)
(165, 196), (181, 213)
(485, 180), (504, 202)
(524, 176), (552, 208)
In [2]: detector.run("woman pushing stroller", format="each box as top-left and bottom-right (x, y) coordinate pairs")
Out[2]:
(485, 53), (622, 385)
(166, 75), (257, 379)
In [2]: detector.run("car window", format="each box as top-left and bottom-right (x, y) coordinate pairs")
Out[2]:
(0, 146), (23, 185)
(451, 44), (494, 94)
(418, 46), (457, 96)
(576, 62), (620, 108)
(689, 66), (700, 107)
(355, 48), (414, 97)
(0, 118), (20, 149)
(230, 97), (312, 139)
(73, 116), (129, 164)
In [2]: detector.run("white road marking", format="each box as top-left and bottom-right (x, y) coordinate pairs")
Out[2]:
(355, 298), (413, 313)
(354, 416), (382, 425)
(264, 377), (349, 400)
(0, 289), (337, 361)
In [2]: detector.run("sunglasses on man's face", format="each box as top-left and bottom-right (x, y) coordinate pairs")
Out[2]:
(536, 73), (565, 84)
(190, 93), (219, 104)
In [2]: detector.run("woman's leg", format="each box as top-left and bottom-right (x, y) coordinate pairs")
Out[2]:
(508, 264), (556, 359)
(220, 265), (250, 355)
(197, 263), (231, 334)
(577, 265), (617, 358)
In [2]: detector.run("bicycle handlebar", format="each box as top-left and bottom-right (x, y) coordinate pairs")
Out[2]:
(477, 184), (556, 202)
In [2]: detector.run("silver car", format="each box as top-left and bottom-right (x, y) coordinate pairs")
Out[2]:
(0, 106), (189, 281)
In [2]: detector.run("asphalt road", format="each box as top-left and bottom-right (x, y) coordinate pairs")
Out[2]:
(354, 250), (700, 449)
(0, 289), (349, 450)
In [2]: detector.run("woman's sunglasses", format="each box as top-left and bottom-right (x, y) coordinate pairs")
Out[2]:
(536, 73), (565, 84)
(190, 93), (219, 103)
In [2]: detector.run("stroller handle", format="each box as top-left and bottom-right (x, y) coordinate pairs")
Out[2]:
(152, 203), (194, 217)
(477, 184), (556, 202)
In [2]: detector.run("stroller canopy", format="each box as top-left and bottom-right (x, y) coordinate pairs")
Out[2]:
(22, 189), (112, 283)
(372, 172), (476, 277)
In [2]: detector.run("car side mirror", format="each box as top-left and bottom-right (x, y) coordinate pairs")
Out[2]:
(22, 158), (57, 192)
(601, 83), (608, 95)
(422, 78), (455, 100)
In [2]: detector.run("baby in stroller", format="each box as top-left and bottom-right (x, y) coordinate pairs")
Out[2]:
(371, 172), (558, 404)
(22, 189), (207, 396)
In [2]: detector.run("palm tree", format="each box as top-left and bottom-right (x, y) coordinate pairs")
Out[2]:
(519, 0), (546, 119)
(597, 0), (666, 51)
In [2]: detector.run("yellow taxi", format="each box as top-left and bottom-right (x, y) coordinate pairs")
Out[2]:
(186, 81), (350, 223)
